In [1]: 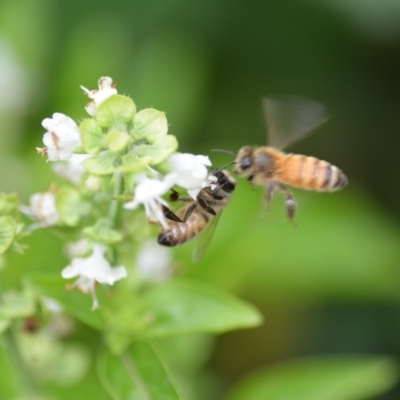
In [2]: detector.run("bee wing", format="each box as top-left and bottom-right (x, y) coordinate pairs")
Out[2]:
(192, 213), (222, 263)
(263, 96), (330, 149)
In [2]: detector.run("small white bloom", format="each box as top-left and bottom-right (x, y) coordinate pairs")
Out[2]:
(136, 240), (173, 283)
(81, 76), (117, 116)
(61, 244), (127, 310)
(20, 190), (59, 228)
(65, 238), (90, 258)
(52, 153), (91, 185)
(124, 173), (176, 228)
(168, 153), (212, 199)
(39, 113), (81, 161)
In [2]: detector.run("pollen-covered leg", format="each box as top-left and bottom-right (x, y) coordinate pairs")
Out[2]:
(278, 183), (297, 225)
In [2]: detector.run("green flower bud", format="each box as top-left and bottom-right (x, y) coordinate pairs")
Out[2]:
(82, 152), (117, 176)
(131, 109), (168, 143)
(106, 130), (132, 153)
(55, 187), (88, 227)
(80, 119), (104, 155)
(96, 95), (136, 128)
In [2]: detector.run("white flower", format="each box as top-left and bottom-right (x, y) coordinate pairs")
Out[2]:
(136, 240), (173, 283)
(20, 190), (59, 228)
(64, 238), (90, 258)
(39, 113), (81, 161)
(61, 244), (127, 310)
(168, 153), (212, 199)
(81, 76), (117, 116)
(124, 173), (176, 228)
(52, 153), (91, 185)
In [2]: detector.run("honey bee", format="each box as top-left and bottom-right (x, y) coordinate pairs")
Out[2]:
(234, 96), (347, 222)
(158, 169), (236, 262)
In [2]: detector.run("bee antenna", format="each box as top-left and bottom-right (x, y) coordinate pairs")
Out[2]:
(214, 160), (236, 173)
(211, 148), (236, 158)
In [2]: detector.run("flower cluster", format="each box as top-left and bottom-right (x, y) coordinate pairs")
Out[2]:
(29, 77), (215, 309)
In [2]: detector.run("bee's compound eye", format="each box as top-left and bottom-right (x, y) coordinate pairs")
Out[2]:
(240, 156), (252, 170)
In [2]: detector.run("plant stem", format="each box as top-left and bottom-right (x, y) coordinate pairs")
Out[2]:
(109, 171), (123, 227)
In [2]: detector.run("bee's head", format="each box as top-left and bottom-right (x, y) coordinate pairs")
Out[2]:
(211, 170), (236, 193)
(234, 146), (254, 176)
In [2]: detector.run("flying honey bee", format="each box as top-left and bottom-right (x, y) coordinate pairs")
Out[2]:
(233, 96), (347, 222)
(158, 169), (236, 262)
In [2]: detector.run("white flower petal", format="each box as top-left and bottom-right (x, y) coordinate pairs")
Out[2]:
(82, 76), (117, 116)
(168, 153), (211, 199)
(21, 191), (59, 227)
(41, 113), (81, 161)
(61, 244), (127, 310)
(124, 173), (175, 227)
(52, 154), (91, 184)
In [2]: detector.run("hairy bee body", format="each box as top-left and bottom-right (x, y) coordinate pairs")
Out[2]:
(158, 170), (236, 252)
(240, 146), (347, 192)
(232, 94), (348, 223)
(158, 203), (211, 246)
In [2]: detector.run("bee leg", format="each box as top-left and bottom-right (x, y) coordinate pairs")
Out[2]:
(264, 182), (276, 211)
(278, 183), (297, 226)
(161, 205), (184, 222)
(161, 203), (197, 223)
(169, 189), (192, 203)
(198, 198), (217, 216)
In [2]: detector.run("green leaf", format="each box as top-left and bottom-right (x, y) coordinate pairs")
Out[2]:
(140, 279), (262, 337)
(0, 216), (16, 254)
(224, 355), (399, 400)
(83, 218), (123, 244)
(82, 152), (117, 175)
(131, 109), (168, 143)
(96, 95), (137, 128)
(79, 118), (104, 155)
(55, 187), (85, 227)
(98, 341), (181, 400)
(0, 290), (35, 319)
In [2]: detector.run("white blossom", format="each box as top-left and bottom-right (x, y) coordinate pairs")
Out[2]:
(52, 153), (91, 185)
(81, 76), (117, 116)
(20, 190), (59, 228)
(64, 238), (90, 258)
(124, 173), (176, 228)
(168, 153), (212, 199)
(136, 240), (173, 283)
(61, 244), (127, 310)
(39, 113), (81, 161)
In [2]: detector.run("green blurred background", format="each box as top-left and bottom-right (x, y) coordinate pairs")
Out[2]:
(1, 0), (400, 398)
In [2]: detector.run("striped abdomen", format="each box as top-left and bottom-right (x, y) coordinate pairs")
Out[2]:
(279, 154), (347, 191)
(158, 211), (210, 247)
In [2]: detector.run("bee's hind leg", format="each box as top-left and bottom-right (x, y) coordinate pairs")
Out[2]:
(278, 183), (297, 226)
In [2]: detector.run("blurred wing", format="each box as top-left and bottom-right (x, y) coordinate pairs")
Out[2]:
(192, 213), (222, 263)
(263, 96), (330, 149)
